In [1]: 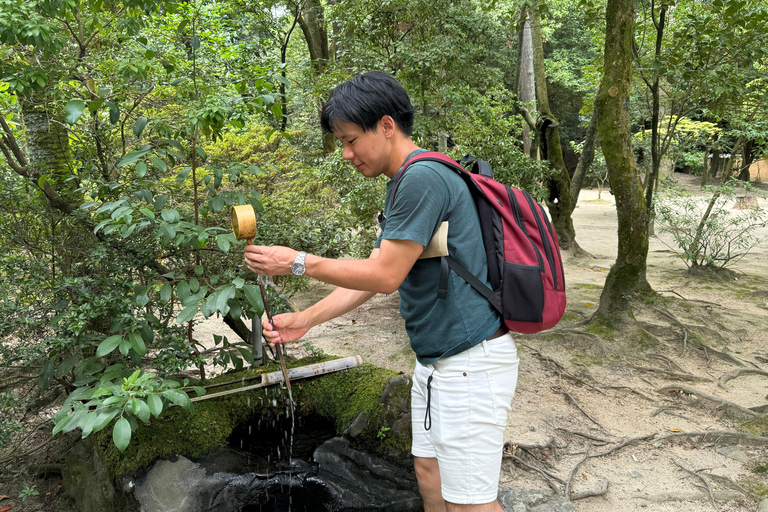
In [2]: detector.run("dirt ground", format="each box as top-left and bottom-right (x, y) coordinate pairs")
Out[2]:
(194, 174), (768, 511)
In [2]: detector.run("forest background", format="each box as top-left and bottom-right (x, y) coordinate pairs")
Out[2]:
(1, 0), (768, 508)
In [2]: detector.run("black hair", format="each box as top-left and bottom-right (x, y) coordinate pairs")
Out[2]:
(321, 71), (414, 136)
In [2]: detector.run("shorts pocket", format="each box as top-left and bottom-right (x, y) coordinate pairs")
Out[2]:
(486, 368), (518, 426)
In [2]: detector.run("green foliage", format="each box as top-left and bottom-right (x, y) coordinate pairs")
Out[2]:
(52, 369), (201, 452)
(656, 182), (768, 270)
(448, 91), (555, 202)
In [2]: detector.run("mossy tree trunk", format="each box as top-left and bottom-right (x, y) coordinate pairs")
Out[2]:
(529, 6), (580, 253)
(595, 0), (652, 321)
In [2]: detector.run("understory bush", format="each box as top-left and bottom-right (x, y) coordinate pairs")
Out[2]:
(656, 181), (768, 270)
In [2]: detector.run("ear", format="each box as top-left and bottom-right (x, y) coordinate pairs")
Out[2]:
(380, 115), (397, 138)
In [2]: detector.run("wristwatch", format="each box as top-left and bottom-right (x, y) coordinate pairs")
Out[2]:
(291, 251), (307, 276)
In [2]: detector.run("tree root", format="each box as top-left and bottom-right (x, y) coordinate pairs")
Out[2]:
(506, 454), (564, 493)
(657, 384), (762, 418)
(503, 436), (559, 465)
(631, 365), (712, 382)
(556, 428), (612, 445)
(637, 490), (743, 503)
(718, 368), (768, 390)
(647, 353), (686, 372)
(672, 458), (716, 508)
(558, 388), (606, 430)
(651, 406), (698, 424)
(657, 430), (768, 447)
(603, 385), (655, 401)
(570, 478), (609, 501)
(564, 434), (656, 501)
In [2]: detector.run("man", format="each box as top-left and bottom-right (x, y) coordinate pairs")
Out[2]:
(244, 71), (519, 512)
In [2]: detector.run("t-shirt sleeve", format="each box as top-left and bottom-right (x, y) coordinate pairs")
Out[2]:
(381, 165), (450, 248)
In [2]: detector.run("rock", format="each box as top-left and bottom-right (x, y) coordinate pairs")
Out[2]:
(62, 437), (135, 512)
(717, 446), (750, 463)
(498, 486), (578, 512)
(758, 497), (768, 512)
(343, 411), (369, 438)
(131, 437), (422, 512)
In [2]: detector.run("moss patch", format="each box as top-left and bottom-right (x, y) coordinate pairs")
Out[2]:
(99, 357), (408, 480)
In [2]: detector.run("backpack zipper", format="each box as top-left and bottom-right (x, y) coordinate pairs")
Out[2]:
(507, 188), (544, 273)
(522, 191), (558, 290)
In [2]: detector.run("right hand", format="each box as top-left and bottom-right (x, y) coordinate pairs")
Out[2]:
(262, 312), (310, 347)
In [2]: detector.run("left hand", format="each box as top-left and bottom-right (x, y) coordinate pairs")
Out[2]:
(244, 245), (299, 276)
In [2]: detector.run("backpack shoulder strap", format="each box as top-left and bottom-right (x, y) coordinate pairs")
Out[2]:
(390, 152), (466, 209)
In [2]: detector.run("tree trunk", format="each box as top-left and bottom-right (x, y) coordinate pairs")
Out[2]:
(570, 101), (599, 205)
(738, 139), (754, 182)
(595, 0), (651, 321)
(643, 3), (667, 211)
(297, 0), (336, 155)
(529, 7), (579, 253)
(517, 15), (536, 157)
(22, 102), (77, 214)
(702, 147), (718, 187)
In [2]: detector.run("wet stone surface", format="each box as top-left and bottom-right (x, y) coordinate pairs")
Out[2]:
(131, 437), (422, 512)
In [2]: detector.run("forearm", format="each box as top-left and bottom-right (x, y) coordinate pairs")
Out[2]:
(302, 286), (377, 329)
(304, 255), (398, 294)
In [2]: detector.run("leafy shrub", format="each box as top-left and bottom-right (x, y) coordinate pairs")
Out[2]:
(656, 181), (768, 270)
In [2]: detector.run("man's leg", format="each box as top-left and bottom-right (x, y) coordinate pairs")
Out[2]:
(413, 456), (446, 512)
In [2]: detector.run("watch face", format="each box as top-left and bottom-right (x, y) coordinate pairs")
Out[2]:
(291, 262), (305, 275)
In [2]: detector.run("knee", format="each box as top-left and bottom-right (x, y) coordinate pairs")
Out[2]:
(414, 457), (440, 488)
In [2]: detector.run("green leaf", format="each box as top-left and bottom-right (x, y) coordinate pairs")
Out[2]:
(93, 409), (120, 432)
(38, 360), (54, 390)
(107, 101), (120, 124)
(52, 413), (76, 436)
(243, 285), (263, 312)
(216, 234), (230, 253)
(129, 332), (147, 356)
(237, 346), (255, 364)
(176, 168), (191, 182)
(149, 156), (167, 172)
(147, 394), (163, 418)
(65, 99), (86, 124)
(192, 386), (206, 397)
(136, 162), (147, 177)
(135, 400), (151, 423)
(176, 305), (198, 324)
(113, 417), (131, 452)
(160, 283), (172, 302)
(96, 335), (123, 357)
(133, 117), (148, 137)
(118, 149), (150, 167)
(163, 389), (190, 408)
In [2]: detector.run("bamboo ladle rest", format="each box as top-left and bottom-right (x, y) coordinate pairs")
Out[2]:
(230, 204), (292, 396)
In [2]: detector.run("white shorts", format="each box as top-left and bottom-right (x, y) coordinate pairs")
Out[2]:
(411, 333), (519, 504)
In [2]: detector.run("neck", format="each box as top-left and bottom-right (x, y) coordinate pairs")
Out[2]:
(385, 138), (420, 179)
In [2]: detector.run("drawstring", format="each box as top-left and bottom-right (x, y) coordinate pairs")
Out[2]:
(424, 369), (436, 431)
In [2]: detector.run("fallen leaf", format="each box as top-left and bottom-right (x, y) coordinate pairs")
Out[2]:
(1, 505), (13, 511)
(0, 496), (8, 501)
(585, 302), (593, 306)
(670, 428), (682, 432)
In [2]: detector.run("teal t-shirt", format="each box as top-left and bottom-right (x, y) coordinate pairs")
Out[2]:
(376, 150), (501, 365)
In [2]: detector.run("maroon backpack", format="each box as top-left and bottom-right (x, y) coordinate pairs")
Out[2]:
(393, 152), (566, 334)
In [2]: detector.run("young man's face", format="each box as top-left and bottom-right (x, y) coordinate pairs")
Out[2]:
(333, 120), (394, 179)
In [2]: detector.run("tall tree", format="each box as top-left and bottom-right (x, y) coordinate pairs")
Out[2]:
(595, 0), (652, 322)
(519, 5), (581, 253)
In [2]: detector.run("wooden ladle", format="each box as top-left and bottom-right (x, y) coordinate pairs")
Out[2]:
(230, 204), (293, 397)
